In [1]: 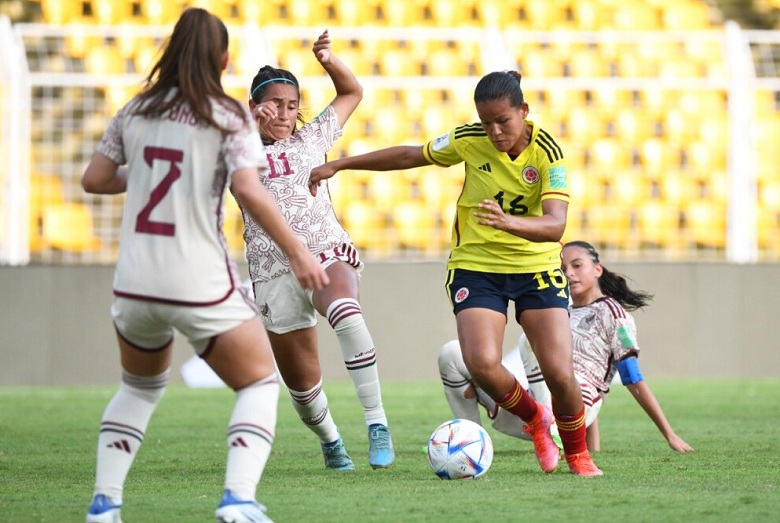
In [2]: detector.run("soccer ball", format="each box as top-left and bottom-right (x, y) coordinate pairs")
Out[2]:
(427, 419), (493, 480)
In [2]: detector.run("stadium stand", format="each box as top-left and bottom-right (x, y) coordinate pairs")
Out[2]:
(1, 0), (779, 265)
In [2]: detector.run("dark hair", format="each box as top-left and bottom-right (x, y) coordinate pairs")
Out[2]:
(249, 65), (305, 144)
(564, 240), (653, 311)
(132, 8), (247, 132)
(473, 71), (524, 107)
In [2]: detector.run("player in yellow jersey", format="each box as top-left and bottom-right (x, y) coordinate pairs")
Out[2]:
(310, 71), (601, 476)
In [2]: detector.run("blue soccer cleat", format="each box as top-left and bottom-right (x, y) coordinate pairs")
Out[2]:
(321, 435), (356, 471)
(86, 494), (122, 523)
(215, 490), (274, 523)
(368, 423), (395, 469)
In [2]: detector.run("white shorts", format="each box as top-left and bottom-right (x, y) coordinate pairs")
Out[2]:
(111, 286), (258, 354)
(253, 245), (363, 335)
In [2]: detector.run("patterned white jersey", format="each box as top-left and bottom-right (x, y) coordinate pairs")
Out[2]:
(97, 92), (267, 305)
(570, 297), (640, 394)
(243, 105), (353, 283)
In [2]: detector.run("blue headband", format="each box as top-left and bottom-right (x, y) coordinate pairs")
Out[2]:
(251, 78), (295, 99)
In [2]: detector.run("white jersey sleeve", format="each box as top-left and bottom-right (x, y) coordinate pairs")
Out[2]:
(569, 297), (640, 393)
(102, 95), (266, 305)
(243, 105), (353, 283)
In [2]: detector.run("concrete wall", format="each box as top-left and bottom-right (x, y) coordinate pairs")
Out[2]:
(1, 261), (778, 386)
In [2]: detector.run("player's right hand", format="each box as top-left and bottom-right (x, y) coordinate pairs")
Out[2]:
(289, 252), (330, 291)
(309, 163), (338, 196)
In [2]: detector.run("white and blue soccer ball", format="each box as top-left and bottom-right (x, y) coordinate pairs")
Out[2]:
(427, 419), (493, 480)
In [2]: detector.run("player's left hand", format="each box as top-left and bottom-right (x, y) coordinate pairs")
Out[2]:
(474, 199), (510, 231)
(312, 29), (332, 65)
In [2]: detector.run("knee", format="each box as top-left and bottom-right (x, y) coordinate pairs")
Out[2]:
(438, 339), (462, 373)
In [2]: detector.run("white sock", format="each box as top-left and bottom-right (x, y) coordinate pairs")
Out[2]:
(327, 298), (387, 427)
(438, 340), (487, 424)
(94, 370), (169, 501)
(288, 379), (340, 444)
(224, 374), (279, 500)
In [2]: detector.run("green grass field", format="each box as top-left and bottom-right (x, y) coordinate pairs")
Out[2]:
(1, 379), (778, 522)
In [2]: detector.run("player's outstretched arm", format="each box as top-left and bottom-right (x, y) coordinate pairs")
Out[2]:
(312, 29), (362, 127)
(232, 167), (329, 291)
(309, 145), (428, 195)
(625, 380), (694, 452)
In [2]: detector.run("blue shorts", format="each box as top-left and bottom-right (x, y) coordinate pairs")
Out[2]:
(446, 268), (569, 323)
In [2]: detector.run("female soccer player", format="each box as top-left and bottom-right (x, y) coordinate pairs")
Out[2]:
(310, 71), (600, 475)
(240, 30), (394, 471)
(438, 240), (694, 454)
(82, 9), (328, 523)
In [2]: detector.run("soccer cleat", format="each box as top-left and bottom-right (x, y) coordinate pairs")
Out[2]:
(522, 403), (560, 473)
(215, 490), (274, 523)
(565, 451), (604, 477)
(321, 436), (356, 471)
(367, 423), (395, 469)
(86, 494), (122, 523)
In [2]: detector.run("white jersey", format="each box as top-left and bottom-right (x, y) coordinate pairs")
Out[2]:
(97, 92), (267, 305)
(243, 105), (352, 283)
(570, 297), (640, 394)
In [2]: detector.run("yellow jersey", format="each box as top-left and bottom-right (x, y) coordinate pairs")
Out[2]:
(422, 120), (569, 274)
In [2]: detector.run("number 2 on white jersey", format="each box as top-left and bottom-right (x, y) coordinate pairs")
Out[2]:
(135, 146), (183, 237)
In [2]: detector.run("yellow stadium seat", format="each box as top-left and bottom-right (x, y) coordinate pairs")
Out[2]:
(282, 0), (329, 26)
(662, 0), (713, 30)
(366, 171), (412, 213)
(759, 180), (780, 212)
(584, 204), (633, 249)
(685, 140), (726, 176)
(186, 0), (232, 22)
(561, 204), (585, 244)
(105, 84), (139, 114)
(605, 170), (647, 207)
(658, 58), (703, 79)
(342, 200), (387, 252)
(377, 0), (425, 26)
(87, 0), (136, 24)
(40, 0), (80, 23)
(418, 168), (464, 211)
(565, 106), (601, 143)
(661, 108), (697, 143)
(391, 200), (438, 251)
(42, 203), (101, 252)
(517, 48), (564, 78)
(612, 107), (654, 144)
(331, 0), (378, 25)
(523, 1), (566, 30)
(612, 3), (661, 31)
(566, 48), (610, 78)
(138, 0), (182, 25)
(222, 194), (246, 257)
(325, 172), (365, 216)
(684, 200), (726, 249)
(757, 208), (780, 255)
(655, 172), (699, 206)
(639, 138), (681, 176)
(29, 174), (65, 252)
(591, 138), (632, 172)
(65, 34), (105, 59)
(567, 170), (603, 208)
(85, 46), (127, 75)
(591, 87), (633, 120)
(636, 200), (682, 249)
(570, 0), (606, 30)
